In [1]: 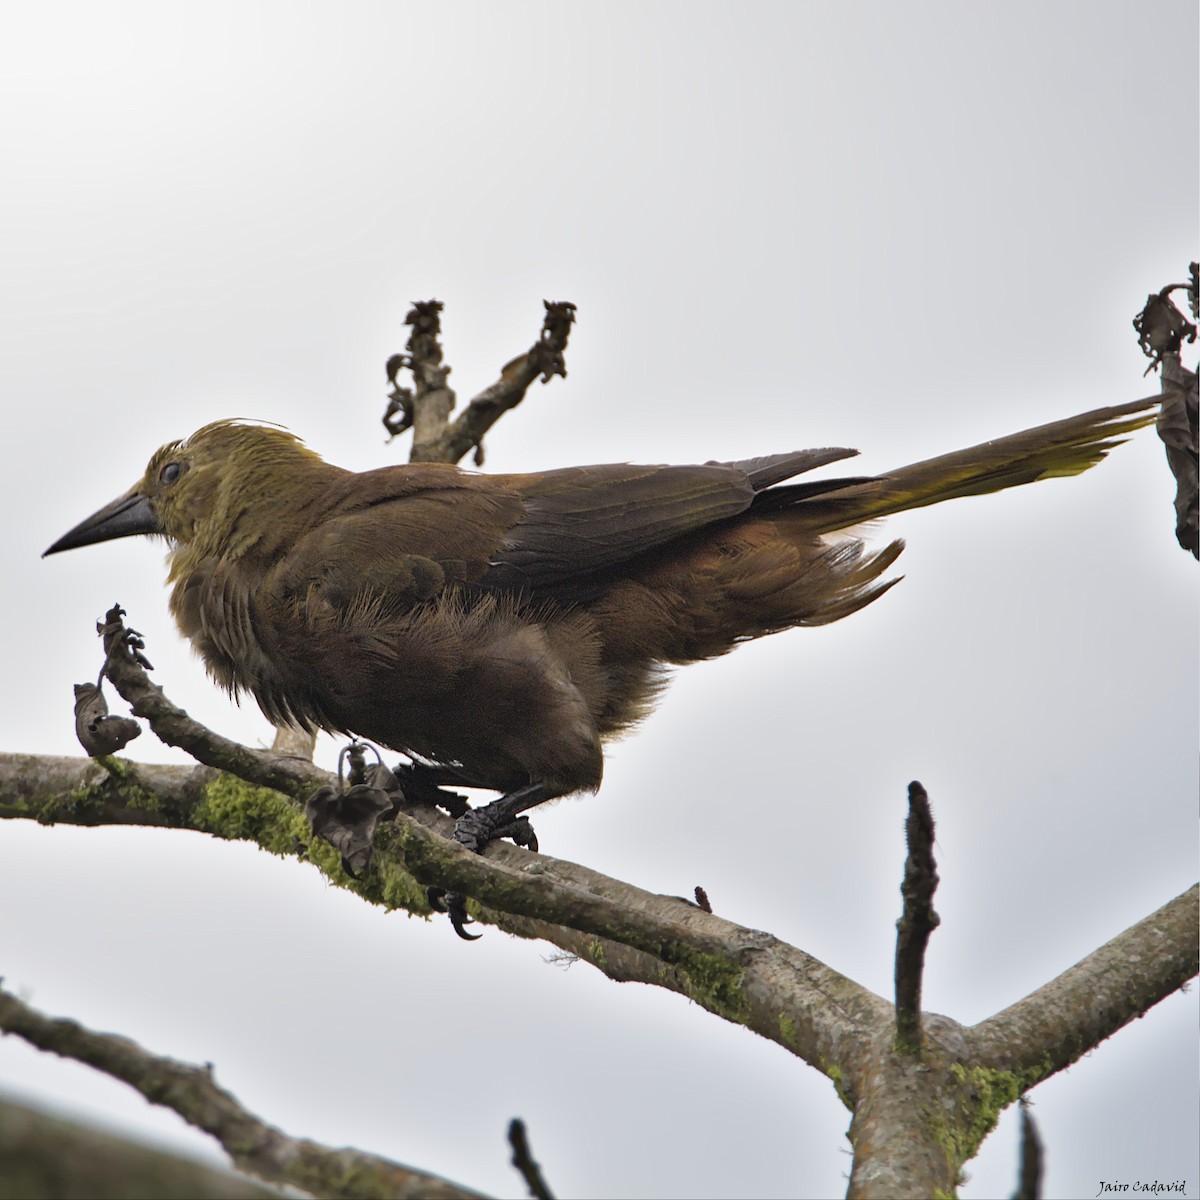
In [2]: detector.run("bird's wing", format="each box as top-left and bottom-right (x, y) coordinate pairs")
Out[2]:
(480, 448), (860, 595)
(273, 450), (861, 607)
(269, 463), (525, 606)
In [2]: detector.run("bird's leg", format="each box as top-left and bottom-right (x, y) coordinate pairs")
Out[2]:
(392, 762), (470, 817)
(427, 782), (548, 940)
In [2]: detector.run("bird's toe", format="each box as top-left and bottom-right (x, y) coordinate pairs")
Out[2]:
(427, 887), (481, 940)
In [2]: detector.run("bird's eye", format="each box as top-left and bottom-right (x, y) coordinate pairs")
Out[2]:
(159, 461), (182, 485)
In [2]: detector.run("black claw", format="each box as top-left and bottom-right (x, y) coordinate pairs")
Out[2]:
(507, 816), (539, 853)
(448, 898), (480, 940)
(427, 887), (480, 940)
(472, 814), (538, 852)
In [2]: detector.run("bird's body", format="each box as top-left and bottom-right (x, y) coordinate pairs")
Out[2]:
(47, 400), (1156, 812)
(108, 429), (902, 799)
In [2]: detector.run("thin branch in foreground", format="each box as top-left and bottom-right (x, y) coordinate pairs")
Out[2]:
(0, 984), (486, 1200)
(1012, 1098), (1043, 1200)
(0, 1095), (287, 1199)
(507, 1118), (555, 1200)
(893, 780), (940, 1051)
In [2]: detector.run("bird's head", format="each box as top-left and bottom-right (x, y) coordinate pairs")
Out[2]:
(44, 420), (324, 561)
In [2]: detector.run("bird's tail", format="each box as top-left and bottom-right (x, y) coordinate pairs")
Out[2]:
(798, 396), (1161, 532)
(590, 396), (1160, 679)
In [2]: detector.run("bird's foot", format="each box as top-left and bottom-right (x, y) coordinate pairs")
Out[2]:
(451, 783), (546, 854)
(425, 783), (547, 940)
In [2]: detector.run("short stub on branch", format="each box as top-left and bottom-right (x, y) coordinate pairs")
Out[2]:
(893, 780), (941, 1051)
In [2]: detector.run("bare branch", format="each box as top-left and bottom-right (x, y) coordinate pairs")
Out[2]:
(16, 280), (1194, 1198)
(1156, 354), (1198, 558)
(385, 300), (575, 466)
(893, 781), (940, 1051)
(434, 300), (576, 465)
(0, 1096), (287, 1199)
(1013, 1099), (1043, 1200)
(507, 1119), (555, 1200)
(0, 985), (488, 1200)
(270, 722), (317, 759)
(400, 299), (458, 461)
(969, 883), (1199, 1077)
(845, 1025), (966, 1199)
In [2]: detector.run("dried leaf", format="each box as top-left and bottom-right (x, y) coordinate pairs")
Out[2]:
(73, 682), (141, 756)
(305, 783), (395, 878)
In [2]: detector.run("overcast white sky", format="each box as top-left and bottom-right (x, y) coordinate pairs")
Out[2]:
(1, 4), (1196, 1198)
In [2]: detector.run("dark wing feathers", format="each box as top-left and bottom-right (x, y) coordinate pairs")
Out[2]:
(292, 452), (869, 603)
(482, 450), (864, 593)
(487, 464), (752, 589)
(280, 465), (523, 600)
(717, 447), (860, 489)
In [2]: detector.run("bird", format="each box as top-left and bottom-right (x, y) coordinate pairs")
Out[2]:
(45, 399), (1156, 870)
